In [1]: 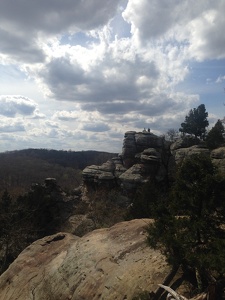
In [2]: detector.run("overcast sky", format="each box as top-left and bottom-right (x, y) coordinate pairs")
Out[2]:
(0, 0), (225, 153)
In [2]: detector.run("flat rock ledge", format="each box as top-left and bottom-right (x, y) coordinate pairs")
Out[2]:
(0, 219), (170, 300)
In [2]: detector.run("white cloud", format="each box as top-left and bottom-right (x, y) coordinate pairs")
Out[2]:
(53, 110), (78, 121)
(0, 0), (121, 63)
(0, 120), (25, 133)
(0, 0), (224, 152)
(0, 95), (38, 117)
(82, 123), (110, 132)
(216, 75), (225, 83)
(123, 0), (225, 60)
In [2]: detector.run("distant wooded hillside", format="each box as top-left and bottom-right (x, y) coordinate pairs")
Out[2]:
(0, 149), (117, 198)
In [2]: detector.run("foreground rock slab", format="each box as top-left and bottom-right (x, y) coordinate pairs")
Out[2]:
(0, 219), (170, 300)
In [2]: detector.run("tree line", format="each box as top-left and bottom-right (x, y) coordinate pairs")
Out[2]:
(0, 149), (116, 199)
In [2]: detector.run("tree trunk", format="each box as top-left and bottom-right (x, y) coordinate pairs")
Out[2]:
(151, 265), (180, 300)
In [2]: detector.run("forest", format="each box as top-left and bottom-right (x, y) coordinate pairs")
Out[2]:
(0, 149), (116, 198)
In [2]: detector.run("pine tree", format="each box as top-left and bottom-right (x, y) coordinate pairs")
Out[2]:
(147, 154), (225, 295)
(206, 119), (225, 149)
(179, 104), (209, 139)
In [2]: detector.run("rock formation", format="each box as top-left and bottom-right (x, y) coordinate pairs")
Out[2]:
(82, 133), (225, 194)
(0, 219), (171, 300)
(211, 147), (225, 175)
(82, 131), (170, 191)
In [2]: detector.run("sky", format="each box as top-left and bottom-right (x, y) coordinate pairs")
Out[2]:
(0, 0), (225, 153)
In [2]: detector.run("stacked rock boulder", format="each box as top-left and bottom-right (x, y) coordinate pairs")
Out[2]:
(83, 131), (169, 191)
(82, 132), (225, 193)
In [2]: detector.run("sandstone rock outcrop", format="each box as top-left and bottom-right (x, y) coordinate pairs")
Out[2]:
(82, 132), (225, 197)
(170, 136), (200, 153)
(82, 131), (169, 191)
(173, 145), (210, 165)
(211, 147), (225, 175)
(122, 131), (164, 168)
(0, 219), (170, 300)
(82, 159), (118, 187)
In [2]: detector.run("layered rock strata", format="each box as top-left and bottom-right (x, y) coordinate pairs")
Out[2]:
(82, 132), (225, 192)
(83, 131), (168, 190)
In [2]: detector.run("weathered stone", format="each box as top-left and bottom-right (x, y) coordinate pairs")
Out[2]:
(0, 219), (170, 300)
(121, 131), (164, 168)
(170, 136), (200, 153)
(82, 131), (222, 194)
(61, 214), (95, 236)
(135, 132), (164, 152)
(173, 145), (210, 165)
(140, 148), (161, 163)
(82, 160), (116, 185)
(211, 147), (225, 159)
(119, 164), (148, 189)
(211, 147), (225, 175)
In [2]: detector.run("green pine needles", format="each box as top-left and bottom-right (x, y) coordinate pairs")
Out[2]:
(147, 153), (225, 293)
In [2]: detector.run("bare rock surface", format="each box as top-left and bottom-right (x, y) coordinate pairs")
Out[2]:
(119, 164), (148, 189)
(173, 145), (210, 164)
(170, 136), (200, 153)
(211, 147), (225, 175)
(61, 214), (96, 236)
(122, 131), (164, 168)
(0, 219), (170, 300)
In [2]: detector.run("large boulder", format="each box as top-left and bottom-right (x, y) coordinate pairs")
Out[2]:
(0, 219), (171, 300)
(82, 160), (116, 186)
(119, 164), (148, 189)
(170, 136), (200, 153)
(173, 145), (210, 165)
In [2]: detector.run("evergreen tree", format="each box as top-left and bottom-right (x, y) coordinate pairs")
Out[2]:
(206, 119), (225, 149)
(179, 104), (209, 139)
(147, 154), (225, 296)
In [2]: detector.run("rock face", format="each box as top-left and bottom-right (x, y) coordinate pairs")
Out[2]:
(122, 131), (164, 168)
(82, 159), (119, 187)
(82, 131), (169, 191)
(211, 147), (225, 175)
(173, 145), (210, 165)
(0, 219), (170, 300)
(82, 132), (225, 196)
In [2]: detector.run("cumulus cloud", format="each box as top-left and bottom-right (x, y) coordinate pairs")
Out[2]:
(38, 43), (160, 106)
(0, 0), (225, 152)
(123, 0), (225, 60)
(0, 95), (38, 117)
(36, 30), (196, 126)
(0, 0), (120, 33)
(0, 0), (121, 63)
(82, 123), (110, 132)
(0, 28), (46, 63)
(0, 121), (25, 133)
(53, 110), (78, 121)
(123, 0), (209, 40)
